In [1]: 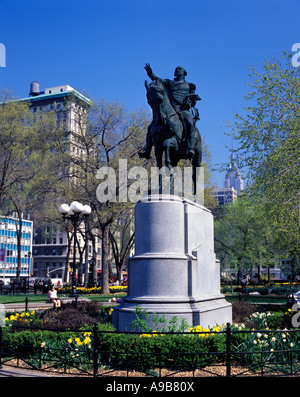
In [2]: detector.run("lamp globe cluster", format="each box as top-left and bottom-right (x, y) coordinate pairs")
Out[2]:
(59, 201), (91, 216)
(58, 201), (92, 298)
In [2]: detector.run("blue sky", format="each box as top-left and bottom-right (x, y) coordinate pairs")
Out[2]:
(0, 0), (299, 186)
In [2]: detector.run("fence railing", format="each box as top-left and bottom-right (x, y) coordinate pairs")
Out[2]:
(0, 323), (299, 377)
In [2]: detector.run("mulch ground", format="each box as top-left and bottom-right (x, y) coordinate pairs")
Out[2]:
(3, 358), (293, 377)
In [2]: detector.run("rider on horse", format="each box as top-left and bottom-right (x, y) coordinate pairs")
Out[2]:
(139, 63), (201, 161)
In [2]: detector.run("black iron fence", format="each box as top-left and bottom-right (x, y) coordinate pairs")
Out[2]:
(0, 323), (299, 377)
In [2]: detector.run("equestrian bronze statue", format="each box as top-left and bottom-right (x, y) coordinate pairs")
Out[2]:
(139, 63), (202, 196)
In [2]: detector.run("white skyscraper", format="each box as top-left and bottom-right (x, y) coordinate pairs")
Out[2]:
(223, 151), (244, 195)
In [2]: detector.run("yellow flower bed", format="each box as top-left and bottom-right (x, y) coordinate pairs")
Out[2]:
(58, 285), (127, 294)
(67, 332), (92, 347)
(5, 310), (35, 323)
(188, 324), (224, 337)
(139, 325), (227, 338)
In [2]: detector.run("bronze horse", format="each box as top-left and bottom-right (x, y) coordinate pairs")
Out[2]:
(145, 77), (202, 196)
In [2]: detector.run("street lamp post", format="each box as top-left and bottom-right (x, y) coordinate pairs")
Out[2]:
(59, 201), (92, 298)
(27, 252), (31, 293)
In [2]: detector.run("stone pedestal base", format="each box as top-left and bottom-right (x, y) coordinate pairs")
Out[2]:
(113, 194), (232, 331)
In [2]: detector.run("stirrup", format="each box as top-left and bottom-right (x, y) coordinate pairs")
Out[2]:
(138, 149), (151, 159)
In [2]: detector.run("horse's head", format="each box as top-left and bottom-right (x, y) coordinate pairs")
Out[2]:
(145, 78), (165, 109)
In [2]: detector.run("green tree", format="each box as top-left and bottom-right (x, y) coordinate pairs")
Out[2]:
(0, 96), (33, 205)
(109, 207), (135, 282)
(229, 52), (300, 279)
(66, 98), (150, 294)
(214, 194), (277, 283)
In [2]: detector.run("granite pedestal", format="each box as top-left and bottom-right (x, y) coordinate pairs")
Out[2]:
(112, 194), (232, 331)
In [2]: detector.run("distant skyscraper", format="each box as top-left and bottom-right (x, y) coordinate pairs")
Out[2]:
(223, 150), (243, 195)
(212, 149), (244, 210)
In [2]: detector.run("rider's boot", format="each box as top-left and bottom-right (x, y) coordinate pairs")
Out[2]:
(138, 145), (152, 159)
(139, 130), (152, 159)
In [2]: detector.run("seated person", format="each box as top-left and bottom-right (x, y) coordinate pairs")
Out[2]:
(48, 285), (61, 308)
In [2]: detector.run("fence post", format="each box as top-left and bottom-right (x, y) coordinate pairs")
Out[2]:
(0, 326), (2, 368)
(290, 350), (293, 375)
(93, 323), (98, 377)
(25, 297), (28, 312)
(226, 322), (231, 377)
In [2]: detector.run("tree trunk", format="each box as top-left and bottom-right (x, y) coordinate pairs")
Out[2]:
(257, 264), (261, 283)
(76, 235), (83, 285)
(84, 232), (89, 287)
(116, 263), (123, 283)
(290, 251), (298, 282)
(101, 225), (110, 295)
(92, 234), (98, 287)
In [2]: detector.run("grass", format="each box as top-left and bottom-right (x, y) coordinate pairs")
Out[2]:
(0, 292), (127, 305)
(225, 293), (287, 304)
(0, 294), (46, 304)
(1, 291), (287, 306)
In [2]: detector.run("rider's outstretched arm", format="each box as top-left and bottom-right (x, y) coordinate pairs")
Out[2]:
(144, 63), (157, 81)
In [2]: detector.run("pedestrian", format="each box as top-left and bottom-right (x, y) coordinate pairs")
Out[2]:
(241, 276), (248, 293)
(48, 285), (61, 308)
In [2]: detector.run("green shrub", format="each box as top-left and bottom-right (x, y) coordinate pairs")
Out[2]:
(2, 300), (300, 374)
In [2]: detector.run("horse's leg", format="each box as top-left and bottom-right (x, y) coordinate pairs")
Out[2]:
(154, 145), (164, 192)
(169, 172), (174, 195)
(170, 158), (180, 195)
(191, 129), (202, 196)
(163, 139), (172, 173)
(192, 153), (202, 197)
(163, 137), (180, 195)
(163, 137), (178, 174)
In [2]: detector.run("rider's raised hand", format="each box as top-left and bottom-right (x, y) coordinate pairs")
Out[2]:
(144, 63), (152, 76)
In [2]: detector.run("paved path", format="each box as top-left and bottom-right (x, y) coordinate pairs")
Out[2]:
(2, 297), (97, 312)
(2, 297), (119, 312)
(0, 364), (76, 377)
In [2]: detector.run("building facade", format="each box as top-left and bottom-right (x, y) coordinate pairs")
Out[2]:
(0, 215), (33, 281)
(212, 187), (238, 207)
